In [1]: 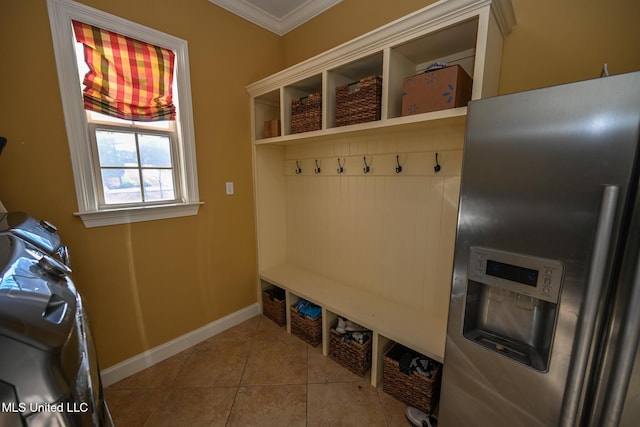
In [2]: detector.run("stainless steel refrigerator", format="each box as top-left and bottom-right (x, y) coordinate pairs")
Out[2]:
(439, 71), (640, 427)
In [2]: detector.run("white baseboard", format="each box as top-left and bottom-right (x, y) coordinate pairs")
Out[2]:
(100, 303), (260, 387)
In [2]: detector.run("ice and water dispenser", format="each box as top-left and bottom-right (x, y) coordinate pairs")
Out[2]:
(462, 247), (564, 371)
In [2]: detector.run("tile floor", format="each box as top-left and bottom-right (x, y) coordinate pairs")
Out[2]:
(104, 314), (413, 426)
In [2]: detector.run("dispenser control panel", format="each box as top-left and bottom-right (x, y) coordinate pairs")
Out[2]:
(468, 247), (564, 303)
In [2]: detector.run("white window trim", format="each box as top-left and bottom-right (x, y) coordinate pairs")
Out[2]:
(47, 0), (202, 228)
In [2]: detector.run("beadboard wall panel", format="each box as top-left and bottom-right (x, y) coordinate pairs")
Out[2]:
(281, 126), (463, 319)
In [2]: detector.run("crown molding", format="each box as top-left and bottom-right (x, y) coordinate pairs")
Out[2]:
(208, 0), (342, 36)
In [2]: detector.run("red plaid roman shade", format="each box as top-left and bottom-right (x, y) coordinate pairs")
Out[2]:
(72, 21), (176, 121)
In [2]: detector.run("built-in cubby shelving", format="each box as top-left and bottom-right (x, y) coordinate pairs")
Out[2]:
(387, 17), (478, 119)
(247, 0), (515, 388)
(253, 89), (280, 139)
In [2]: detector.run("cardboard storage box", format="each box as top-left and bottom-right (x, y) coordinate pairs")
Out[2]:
(401, 65), (472, 116)
(263, 118), (281, 138)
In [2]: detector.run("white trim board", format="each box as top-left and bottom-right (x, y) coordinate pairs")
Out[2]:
(100, 303), (260, 387)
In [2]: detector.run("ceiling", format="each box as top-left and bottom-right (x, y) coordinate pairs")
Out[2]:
(208, 0), (343, 36)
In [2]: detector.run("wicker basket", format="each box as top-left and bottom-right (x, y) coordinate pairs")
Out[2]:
(383, 343), (442, 414)
(290, 305), (322, 347)
(335, 75), (382, 127)
(291, 93), (322, 134)
(262, 287), (286, 326)
(328, 327), (372, 376)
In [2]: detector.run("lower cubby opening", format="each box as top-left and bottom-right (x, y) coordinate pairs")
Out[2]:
(259, 272), (445, 402)
(290, 296), (322, 347)
(260, 280), (286, 326)
(327, 314), (373, 377)
(382, 341), (443, 415)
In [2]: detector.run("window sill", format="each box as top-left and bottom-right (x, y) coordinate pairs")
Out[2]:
(74, 202), (204, 228)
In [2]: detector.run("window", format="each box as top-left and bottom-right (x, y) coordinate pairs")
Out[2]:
(47, 0), (201, 227)
(88, 113), (180, 207)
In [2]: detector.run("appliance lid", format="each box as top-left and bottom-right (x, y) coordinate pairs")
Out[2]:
(0, 212), (70, 266)
(0, 234), (77, 350)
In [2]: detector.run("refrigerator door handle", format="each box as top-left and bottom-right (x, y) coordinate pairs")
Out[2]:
(559, 185), (620, 427)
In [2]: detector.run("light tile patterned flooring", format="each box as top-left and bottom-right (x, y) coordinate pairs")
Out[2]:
(104, 314), (411, 426)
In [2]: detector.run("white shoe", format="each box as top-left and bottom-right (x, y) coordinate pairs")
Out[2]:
(405, 406), (435, 427)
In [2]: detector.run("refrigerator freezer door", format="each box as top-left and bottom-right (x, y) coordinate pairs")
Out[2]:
(619, 353), (640, 427)
(559, 185), (620, 427)
(439, 72), (640, 427)
(607, 257), (640, 427)
(588, 182), (640, 427)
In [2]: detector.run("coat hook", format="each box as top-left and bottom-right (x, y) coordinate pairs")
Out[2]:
(363, 156), (370, 174)
(434, 153), (441, 173)
(314, 159), (321, 174)
(295, 160), (302, 175)
(395, 155), (403, 174)
(337, 158), (344, 174)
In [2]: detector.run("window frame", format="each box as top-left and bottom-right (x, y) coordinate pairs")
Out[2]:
(47, 0), (202, 228)
(87, 117), (182, 208)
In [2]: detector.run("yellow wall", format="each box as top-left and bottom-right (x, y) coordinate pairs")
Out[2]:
(282, 0), (438, 67)
(0, 0), (283, 368)
(501, 0), (640, 92)
(283, 0), (640, 92)
(0, 0), (638, 370)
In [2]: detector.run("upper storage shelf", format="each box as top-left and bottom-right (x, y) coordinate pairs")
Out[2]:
(247, 0), (516, 144)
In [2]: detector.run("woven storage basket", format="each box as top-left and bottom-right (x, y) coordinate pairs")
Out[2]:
(328, 327), (372, 376)
(262, 287), (286, 326)
(290, 305), (322, 347)
(383, 343), (442, 414)
(291, 93), (322, 134)
(335, 75), (382, 127)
